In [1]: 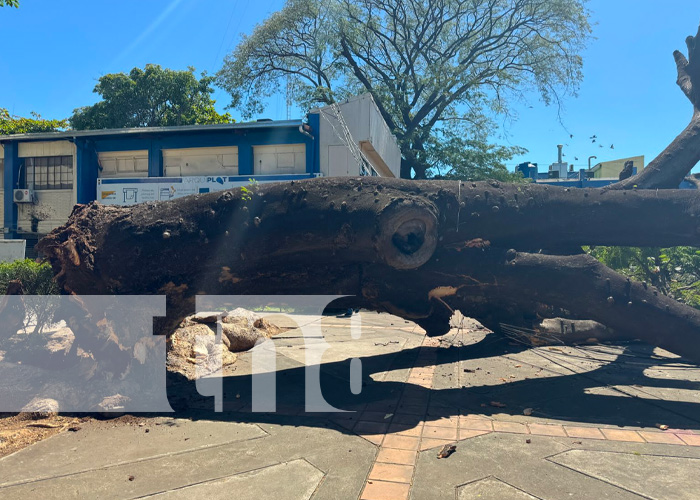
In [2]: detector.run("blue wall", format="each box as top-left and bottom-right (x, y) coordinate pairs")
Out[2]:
(2, 123), (316, 235)
(3, 142), (19, 238)
(78, 125), (313, 203)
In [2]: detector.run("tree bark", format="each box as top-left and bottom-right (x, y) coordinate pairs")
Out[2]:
(34, 23), (700, 367)
(686, 173), (700, 189)
(609, 112), (700, 190)
(36, 177), (700, 362)
(609, 23), (700, 190)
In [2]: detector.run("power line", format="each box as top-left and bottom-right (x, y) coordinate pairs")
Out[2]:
(212, 0), (239, 70)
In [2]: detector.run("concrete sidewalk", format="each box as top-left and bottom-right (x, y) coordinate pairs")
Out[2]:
(1, 312), (699, 499)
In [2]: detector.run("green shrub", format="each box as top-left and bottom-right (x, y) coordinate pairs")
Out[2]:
(0, 259), (58, 295)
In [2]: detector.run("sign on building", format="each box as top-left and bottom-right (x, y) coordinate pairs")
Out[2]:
(97, 174), (320, 206)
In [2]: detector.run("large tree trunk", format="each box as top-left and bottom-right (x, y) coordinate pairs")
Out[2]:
(36, 177), (700, 362)
(34, 23), (700, 366)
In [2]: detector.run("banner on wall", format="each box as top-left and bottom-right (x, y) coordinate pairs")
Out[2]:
(97, 174), (319, 206)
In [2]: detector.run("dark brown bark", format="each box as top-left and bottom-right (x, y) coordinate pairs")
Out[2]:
(37, 178), (700, 294)
(34, 24), (700, 367)
(36, 177), (700, 362)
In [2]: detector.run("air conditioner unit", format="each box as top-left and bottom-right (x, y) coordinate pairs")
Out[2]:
(13, 188), (35, 203)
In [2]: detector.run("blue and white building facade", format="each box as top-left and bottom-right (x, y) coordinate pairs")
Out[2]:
(0, 94), (401, 247)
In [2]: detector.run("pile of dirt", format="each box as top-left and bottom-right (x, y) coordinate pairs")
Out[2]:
(0, 308), (285, 457)
(166, 308), (284, 380)
(0, 412), (85, 459)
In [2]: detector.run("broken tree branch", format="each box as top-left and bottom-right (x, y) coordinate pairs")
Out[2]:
(610, 23), (700, 190)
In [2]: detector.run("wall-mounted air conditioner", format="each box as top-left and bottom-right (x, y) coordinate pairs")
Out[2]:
(13, 188), (35, 203)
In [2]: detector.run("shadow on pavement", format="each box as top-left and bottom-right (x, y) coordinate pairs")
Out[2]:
(163, 332), (700, 433)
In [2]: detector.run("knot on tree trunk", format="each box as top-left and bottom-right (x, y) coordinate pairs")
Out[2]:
(377, 199), (438, 269)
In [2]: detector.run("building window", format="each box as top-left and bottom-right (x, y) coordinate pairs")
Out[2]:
(25, 156), (73, 190)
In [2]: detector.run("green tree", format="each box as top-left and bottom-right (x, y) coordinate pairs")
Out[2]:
(586, 246), (700, 310)
(0, 0), (20, 7)
(70, 64), (232, 130)
(0, 108), (67, 135)
(425, 125), (527, 182)
(217, 0), (591, 179)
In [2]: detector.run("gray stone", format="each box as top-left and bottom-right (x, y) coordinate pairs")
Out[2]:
(91, 394), (130, 418)
(20, 397), (59, 419)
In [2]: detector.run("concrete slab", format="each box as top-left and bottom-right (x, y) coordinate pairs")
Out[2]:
(550, 449), (700, 500)
(145, 459), (324, 500)
(0, 418), (374, 500)
(411, 432), (646, 500)
(0, 418), (266, 486)
(457, 477), (539, 500)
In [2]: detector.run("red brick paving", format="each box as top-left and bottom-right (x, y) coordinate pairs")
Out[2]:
(353, 331), (699, 500)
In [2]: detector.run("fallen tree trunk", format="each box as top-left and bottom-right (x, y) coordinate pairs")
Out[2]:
(37, 177), (700, 298)
(36, 178), (700, 362)
(35, 23), (700, 365)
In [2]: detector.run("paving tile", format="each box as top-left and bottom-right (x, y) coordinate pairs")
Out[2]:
(459, 417), (494, 431)
(366, 402), (398, 413)
(426, 407), (460, 419)
(395, 405), (426, 416)
(355, 421), (389, 435)
(419, 438), (454, 451)
(368, 463), (414, 483)
(422, 426), (458, 440)
(330, 417), (358, 430)
(678, 433), (700, 446)
(638, 431), (686, 445)
(361, 433), (385, 446)
(527, 423), (567, 437)
(427, 398), (455, 407)
(382, 435), (420, 451)
(600, 428), (645, 443)
(362, 411), (393, 423)
(388, 423), (422, 437)
(459, 429), (491, 440)
(399, 396), (429, 407)
(564, 426), (606, 440)
(392, 414), (424, 425)
(402, 388), (428, 399)
(425, 416), (458, 428)
(361, 480), (410, 500)
(376, 448), (417, 466)
(493, 421), (530, 434)
(411, 369), (432, 377)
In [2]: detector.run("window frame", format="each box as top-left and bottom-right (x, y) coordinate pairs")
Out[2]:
(24, 155), (73, 190)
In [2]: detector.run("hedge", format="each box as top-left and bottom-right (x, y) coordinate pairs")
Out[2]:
(0, 259), (58, 295)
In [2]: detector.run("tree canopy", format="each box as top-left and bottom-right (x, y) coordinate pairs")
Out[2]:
(217, 0), (592, 178)
(0, 108), (67, 135)
(70, 65), (232, 130)
(0, 0), (20, 8)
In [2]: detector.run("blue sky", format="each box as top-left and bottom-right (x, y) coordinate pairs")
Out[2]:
(1, 0), (699, 173)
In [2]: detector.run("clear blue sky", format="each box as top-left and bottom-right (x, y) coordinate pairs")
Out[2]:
(1, 0), (699, 173)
